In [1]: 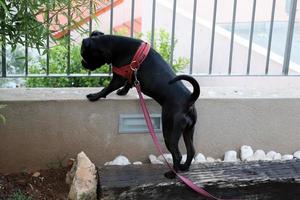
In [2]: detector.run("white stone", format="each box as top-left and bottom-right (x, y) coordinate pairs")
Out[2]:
(157, 154), (173, 164)
(180, 154), (195, 164)
(108, 155), (131, 166)
(247, 150), (266, 161)
(149, 154), (163, 164)
(266, 151), (276, 160)
(240, 145), (254, 161)
(104, 161), (112, 166)
(293, 151), (300, 159)
(273, 153), (282, 160)
(193, 153), (206, 164)
(282, 154), (294, 160)
(68, 151), (97, 200)
(133, 161), (143, 165)
(32, 172), (41, 178)
(181, 154), (187, 164)
(224, 150), (238, 162)
(266, 151), (281, 160)
(206, 157), (215, 162)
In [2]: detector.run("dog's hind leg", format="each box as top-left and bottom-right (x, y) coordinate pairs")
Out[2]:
(164, 114), (187, 179)
(179, 125), (195, 171)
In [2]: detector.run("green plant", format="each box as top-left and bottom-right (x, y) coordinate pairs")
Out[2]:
(116, 28), (189, 73)
(25, 29), (189, 87)
(8, 190), (32, 200)
(0, 0), (104, 52)
(146, 29), (189, 73)
(25, 40), (110, 87)
(0, 104), (6, 124)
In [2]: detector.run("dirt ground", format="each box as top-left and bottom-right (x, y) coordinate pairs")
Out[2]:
(0, 167), (69, 200)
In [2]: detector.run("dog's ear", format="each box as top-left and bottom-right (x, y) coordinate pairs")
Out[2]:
(90, 31), (104, 37)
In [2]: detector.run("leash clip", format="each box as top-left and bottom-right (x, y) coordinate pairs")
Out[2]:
(130, 60), (139, 71)
(130, 60), (140, 86)
(133, 69), (140, 86)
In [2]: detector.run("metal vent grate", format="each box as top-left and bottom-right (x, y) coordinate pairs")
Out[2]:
(119, 114), (162, 134)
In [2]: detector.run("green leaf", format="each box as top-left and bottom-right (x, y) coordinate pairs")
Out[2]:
(0, 1), (8, 13)
(0, 114), (6, 124)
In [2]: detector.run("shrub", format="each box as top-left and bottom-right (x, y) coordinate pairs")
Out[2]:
(8, 190), (32, 200)
(25, 29), (189, 87)
(146, 29), (189, 73)
(25, 40), (110, 88)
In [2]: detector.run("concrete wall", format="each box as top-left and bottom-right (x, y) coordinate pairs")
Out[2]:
(1, 87), (300, 173)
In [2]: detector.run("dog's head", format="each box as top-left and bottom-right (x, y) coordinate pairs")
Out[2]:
(81, 31), (111, 71)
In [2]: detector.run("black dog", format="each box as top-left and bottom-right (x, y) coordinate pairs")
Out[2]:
(81, 31), (200, 179)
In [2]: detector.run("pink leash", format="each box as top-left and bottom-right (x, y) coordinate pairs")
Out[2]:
(134, 82), (223, 200)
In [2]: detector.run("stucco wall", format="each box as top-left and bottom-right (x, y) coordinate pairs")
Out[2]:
(1, 86), (300, 173)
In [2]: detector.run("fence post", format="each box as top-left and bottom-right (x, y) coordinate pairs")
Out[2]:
(209, 0), (218, 74)
(189, 0), (197, 74)
(1, 23), (6, 78)
(282, 0), (297, 75)
(246, 0), (257, 75)
(265, 0), (277, 75)
(170, 0), (177, 67)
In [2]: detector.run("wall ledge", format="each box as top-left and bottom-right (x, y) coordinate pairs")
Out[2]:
(1, 87), (300, 102)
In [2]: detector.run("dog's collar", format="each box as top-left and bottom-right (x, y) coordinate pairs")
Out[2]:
(112, 42), (151, 83)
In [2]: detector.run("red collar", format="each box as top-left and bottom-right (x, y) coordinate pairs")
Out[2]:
(112, 42), (151, 83)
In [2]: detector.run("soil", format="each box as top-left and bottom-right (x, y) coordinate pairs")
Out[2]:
(0, 167), (69, 200)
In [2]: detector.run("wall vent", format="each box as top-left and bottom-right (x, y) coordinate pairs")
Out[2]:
(119, 114), (162, 134)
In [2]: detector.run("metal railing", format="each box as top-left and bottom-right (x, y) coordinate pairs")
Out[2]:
(0, 0), (299, 79)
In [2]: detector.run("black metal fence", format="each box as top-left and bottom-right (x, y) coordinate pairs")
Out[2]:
(0, 0), (299, 79)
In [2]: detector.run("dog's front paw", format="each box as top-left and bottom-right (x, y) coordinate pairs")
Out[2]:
(86, 93), (104, 101)
(164, 171), (176, 179)
(116, 88), (129, 96)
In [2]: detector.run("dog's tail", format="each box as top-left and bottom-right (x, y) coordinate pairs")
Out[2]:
(169, 75), (200, 103)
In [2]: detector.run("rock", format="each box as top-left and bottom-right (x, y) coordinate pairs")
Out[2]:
(266, 151), (276, 160)
(104, 155), (131, 166)
(133, 161), (143, 165)
(104, 161), (112, 166)
(224, 150), (238, 162)
(181, 154), (187, 164)
(241, 145), (254, 161)
(282, 154), (294, 160)
(157, 154), (173, 164)
(247, 150), (266, 161)
(68, 151), (97, 200)
(274, 153), (282, 160)
(180, 154), (195, 164)
(266, 151), (281, 160)
(109, 155), (131, 165)
(206, 157), (215, 162)
(193, 153), (206, 164)
(32, 172), (40, 178)
(294, 151), (300, 159)
(149, 154), (163, 164)
(67, 158), (75, 170)
(66, 159), (77, 185)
